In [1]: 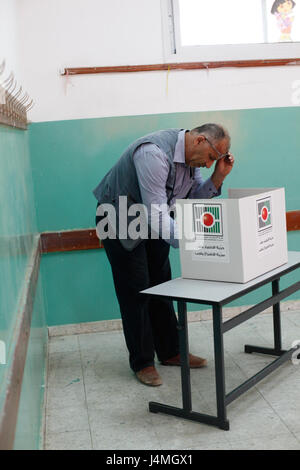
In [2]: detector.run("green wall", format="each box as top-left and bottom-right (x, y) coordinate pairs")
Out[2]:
(0, 127), (37, 367)
(0, 126), (47, 449)
(29, 108), (300, 326)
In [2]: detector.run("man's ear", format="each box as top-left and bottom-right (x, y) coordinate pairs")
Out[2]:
(195, 134), (206, 146)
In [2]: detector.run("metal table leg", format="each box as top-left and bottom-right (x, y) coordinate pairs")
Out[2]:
(149, 301), (230, 430)
(177, 301), (192, 412)
(272, 279), (283, 353)
(212, 304), (230, 430)
(245, 278), (287, 356)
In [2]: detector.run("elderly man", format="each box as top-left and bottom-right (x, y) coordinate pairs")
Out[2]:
(93, 124), (234, 386)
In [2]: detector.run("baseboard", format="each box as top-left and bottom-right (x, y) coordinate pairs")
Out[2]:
(48, 318), (123, 337)
(48, 300), (300, 337)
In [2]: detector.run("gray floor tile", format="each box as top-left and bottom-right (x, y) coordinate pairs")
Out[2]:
(48, 335), (80, 355)
(225, 391), (290, 441)
(45, 405), (90, 434)
(85, 379), (165, 411)
(44, 310), (300, 450)
(47, 349), (83, 388)
(89, 408), (153, 441)
(92, 423), (162, 450)
(150, 412), (230, 450)
(46, 381), (86, 410)
(294, 432), (300, 443)
(229, 432), (300, 450)
(256, 369), (300, 433)
(45, 430), (92, 450)
(47, 366), (83, 389)
(183, 442), (233, 450)
(78, 330), (127, 354)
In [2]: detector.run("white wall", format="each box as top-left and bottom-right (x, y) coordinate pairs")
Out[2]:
(0, 0), (18, 79)
(14, 0), (300, 123)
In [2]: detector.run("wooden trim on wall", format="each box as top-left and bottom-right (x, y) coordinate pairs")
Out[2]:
(0, 237), (41, 450)
(61, 58), (300, 76)
(286, 210), (300, 232)
(40, 212), (299, 254)
(40, 229), (103, 254)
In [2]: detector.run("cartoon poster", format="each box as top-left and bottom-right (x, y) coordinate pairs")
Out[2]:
(271, 0), (297, 41)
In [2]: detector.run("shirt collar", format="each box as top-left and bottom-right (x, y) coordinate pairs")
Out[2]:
(174, 129), (188, 165)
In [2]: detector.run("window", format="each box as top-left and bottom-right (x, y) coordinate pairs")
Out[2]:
(162, 0), (300, 62)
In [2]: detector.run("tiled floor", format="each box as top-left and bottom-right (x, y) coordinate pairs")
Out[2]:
(44, 310), (300, 450)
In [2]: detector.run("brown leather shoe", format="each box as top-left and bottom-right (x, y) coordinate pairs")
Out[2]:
(161, 353), (207, 368)
(136, 366), (163, 386)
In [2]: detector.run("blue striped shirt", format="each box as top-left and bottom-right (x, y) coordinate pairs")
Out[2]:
(133, 130), (221, 248)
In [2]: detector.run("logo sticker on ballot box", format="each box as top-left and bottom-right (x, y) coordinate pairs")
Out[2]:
(256, 196), (275, 257)
(186, 203), (230, 263)
(193, 203), (223, 236)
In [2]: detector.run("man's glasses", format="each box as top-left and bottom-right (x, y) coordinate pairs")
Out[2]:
(205, 137), (230, 161)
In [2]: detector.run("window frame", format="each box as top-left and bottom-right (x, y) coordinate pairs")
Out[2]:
(161, 0), (300, 63)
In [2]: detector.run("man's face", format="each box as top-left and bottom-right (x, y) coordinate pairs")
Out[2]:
(188, 136), (230, 168)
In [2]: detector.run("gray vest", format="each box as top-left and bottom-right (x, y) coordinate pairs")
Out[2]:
(93, 128), (183, 250)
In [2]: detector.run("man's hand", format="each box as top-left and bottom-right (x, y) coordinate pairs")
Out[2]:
(215, 153), (234, 177)
(211, 153), (234, 189)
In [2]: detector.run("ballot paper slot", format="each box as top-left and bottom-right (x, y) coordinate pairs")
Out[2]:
(176, 187), (288, 283)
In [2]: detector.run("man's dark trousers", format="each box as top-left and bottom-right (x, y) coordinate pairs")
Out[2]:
(101, 236), (180, 373)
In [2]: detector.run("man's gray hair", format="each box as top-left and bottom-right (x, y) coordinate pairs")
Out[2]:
(191, 123), (230, 145)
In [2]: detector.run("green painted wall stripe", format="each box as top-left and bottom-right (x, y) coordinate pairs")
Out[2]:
(0, 126), (47, 450)
(29, 108), (300, 327)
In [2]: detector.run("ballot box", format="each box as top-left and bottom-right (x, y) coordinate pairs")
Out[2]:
(176, 188), (288, 283)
